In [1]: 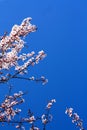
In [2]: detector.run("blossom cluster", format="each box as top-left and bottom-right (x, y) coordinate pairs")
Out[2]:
(0, 17), (36, 70)
(65, 108), (85, 130)
(0, 18), (46, 84)
(0, 91), (56, 130)
(0, 91), (24, 121)
(21, 99), (56, 130)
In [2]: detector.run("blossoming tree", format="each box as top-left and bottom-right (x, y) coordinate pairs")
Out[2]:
(0, 17), (56, 130)
(0, 17), (85, 130)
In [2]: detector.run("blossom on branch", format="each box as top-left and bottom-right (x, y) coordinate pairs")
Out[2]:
(65, 107), (85, 130)
(0, 91), (25, 121)
(46, 99), (56, 109)
(0, 17), (56, 130)
(0, 18), (46, 85)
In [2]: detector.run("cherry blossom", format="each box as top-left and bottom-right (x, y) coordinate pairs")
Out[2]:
(65, 108), (85, 130)
(0, 17), (56, 130)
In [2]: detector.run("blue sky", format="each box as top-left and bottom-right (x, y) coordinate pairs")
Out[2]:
(0, 0), (87, 130)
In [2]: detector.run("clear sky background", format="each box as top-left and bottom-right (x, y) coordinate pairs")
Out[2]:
(0, 0), (87, 130)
